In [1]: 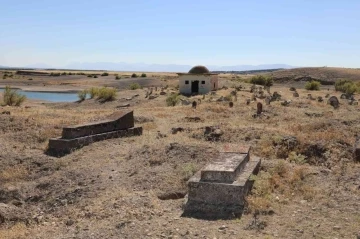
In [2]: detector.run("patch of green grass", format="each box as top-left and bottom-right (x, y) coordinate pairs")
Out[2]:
(335, 79), (359, 95)
(141, 73), (147, 77)
(101, 72), (109, 76)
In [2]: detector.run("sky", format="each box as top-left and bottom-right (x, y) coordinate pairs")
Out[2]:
(1, 0), (360, 68)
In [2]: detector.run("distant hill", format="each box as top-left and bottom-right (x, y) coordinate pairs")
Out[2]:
(266, 67), (360, 85)
(1, 62), (296, 72)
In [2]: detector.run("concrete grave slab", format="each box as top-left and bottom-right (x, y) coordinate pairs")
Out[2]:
(183, 146), (261, 219)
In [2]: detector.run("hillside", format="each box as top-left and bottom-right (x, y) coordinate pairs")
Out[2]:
(266, 67), (360, 85)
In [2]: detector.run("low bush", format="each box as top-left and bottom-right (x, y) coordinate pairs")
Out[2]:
(335, 79), (359, 95)
(115, 76), (121, 80)
(141, 73), (147, 77)
(28, 78), (33, 81)
(61, 72), (67, 75)
(88, 87), (99, 99)
(128, 83), (142, 90)
(93, 75), (98, 78)
(131, 73), (138, 78)
(87, 75), (93, 78)
(166, 93), (179, 106)
(305, 81), (321, 91)
(250, 75), (273, 87)
(2, 86), (26, 106)
(77, 90), (87, 101)
(101, 72), (109, 76)
(97, 87), (117, 101)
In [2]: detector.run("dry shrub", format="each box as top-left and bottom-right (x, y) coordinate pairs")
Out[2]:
(97, 87), (117, 101)
(3, 86), (26, 106)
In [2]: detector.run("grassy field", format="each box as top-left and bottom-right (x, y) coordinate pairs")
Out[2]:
(0, 68), (359, 238)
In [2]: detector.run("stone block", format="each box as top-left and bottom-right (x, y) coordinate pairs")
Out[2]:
(200, 153), (248, 183)
(48, 127), (142, 156)
(62, 110), (134, 139)
(183, 150), (261, 219)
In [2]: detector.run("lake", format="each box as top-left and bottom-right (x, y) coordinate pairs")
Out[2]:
(0, 88), (79, 102)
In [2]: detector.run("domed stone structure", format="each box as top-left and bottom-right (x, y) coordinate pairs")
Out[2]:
(188, 65), (210, 74)
(177, 65), (219, 95)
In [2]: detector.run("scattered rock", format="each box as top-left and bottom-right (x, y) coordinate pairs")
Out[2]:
(149, 95), (158, 100)
(293, 92), (299, 97)
(289, 87), (296, 91)
(281, 100), (291, 106)
(204, 126), (223, 141)
(1, 111), (10, 115)
(229, 102), (234, 108)
(117, 104), (130, 108)
(246, 99), (251, 105)
(305, 112), (323, 117)
(327, 96), (339, 109)
(185, 116), (202, 122)
(325, 94), (330, 98)
(171, 127), (184, 134)
(272, 92), (281, 101)
(160, 91), (166, 95)
(156, 131), (167, 139)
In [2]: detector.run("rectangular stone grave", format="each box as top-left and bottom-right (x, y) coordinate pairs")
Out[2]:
(62, 111), (134, 139)
(183, 145), (261, 219)
(47, 110), (142, 156)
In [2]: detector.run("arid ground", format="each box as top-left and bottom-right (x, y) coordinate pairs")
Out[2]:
(0, 68), (360, 239)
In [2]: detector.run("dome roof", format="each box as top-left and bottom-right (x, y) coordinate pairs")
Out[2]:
(188, 65), (210, 74)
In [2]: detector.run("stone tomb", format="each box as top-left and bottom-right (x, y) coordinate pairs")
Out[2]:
(48, 110), (142, 156)
(183, 146), (261, 219)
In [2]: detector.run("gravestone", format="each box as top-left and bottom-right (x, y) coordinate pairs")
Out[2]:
(328, 96), (339, 109)
(265, 97), (271, 105)
(354, 137), (360, 162)
(246, 99), (251, 105)
(192, 101), (197, 109)
(257, 102), (263, 115)
(48, 110), (142, 156)
(229, 102), (234, 108)
(183, 145), (261, 219)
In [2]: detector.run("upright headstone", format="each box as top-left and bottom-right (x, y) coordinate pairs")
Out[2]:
(192, 101), (197, 109)
(257, 102), (263, 115)
(229, 102), (234, 108)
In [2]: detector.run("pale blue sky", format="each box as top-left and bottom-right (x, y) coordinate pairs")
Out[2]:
(1, 0), (360, 68)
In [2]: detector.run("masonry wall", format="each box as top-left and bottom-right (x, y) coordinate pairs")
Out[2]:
(179, 75), (219, 95)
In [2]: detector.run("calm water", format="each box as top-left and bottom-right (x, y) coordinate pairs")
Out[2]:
(0, 88), (79, 102)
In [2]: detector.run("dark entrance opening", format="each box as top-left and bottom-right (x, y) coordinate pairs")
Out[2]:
(191, 81), (199, 93)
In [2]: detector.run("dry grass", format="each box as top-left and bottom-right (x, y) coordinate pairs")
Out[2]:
(0, 81), (360, 238)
